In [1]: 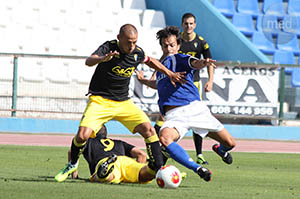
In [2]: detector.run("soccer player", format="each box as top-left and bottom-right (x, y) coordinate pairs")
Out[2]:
(152, 13), (213, 165)
(137, 26), (236, 182)
(55, 24), (186, 182)
(83, 125), (154, 184)
(179, 13), (214, 165)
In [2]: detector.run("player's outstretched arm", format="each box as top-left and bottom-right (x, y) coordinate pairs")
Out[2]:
(145, 57), (186, 87)
(85, 51), (119, 66)
(135, 70), (157, 89)
(191, 58), (216, 70)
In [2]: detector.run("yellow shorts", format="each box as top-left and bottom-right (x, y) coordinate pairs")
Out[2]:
(193, 81), (202, 100)
(80, 95), (150, 137)
(94, 156), (150, 184)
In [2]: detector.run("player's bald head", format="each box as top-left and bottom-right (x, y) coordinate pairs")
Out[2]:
(119, 24), (138, 37)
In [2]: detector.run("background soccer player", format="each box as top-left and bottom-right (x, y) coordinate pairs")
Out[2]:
(180, 13), (214, 165)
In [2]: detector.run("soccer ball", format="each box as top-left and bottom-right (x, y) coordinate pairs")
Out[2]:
(156, 165), (182, 189)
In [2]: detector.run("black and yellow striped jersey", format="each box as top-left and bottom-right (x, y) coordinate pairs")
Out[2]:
(83, 133), (135, 175)
(179, 33), (212, 81)
(88, 40), (148, 101)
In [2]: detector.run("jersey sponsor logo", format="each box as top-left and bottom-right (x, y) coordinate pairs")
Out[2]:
(112, 66), (135, 77)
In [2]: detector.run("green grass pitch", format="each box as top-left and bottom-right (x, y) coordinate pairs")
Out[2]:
(0, 145), (300, 199)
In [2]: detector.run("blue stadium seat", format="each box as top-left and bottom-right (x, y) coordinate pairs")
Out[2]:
(232, 13), (255, 36)
(237, 0), (260, 18)
(273, 50), (295, 74)
(263, 0), (285, 18)
(288, 0), (300, 16)
(291, 68), (300, 87)
(277, 34), (300, 55)
(296, 16), (300, 36)
(213, 0), (235, 17)
(252, 31), (276, 54)
(256, 14), (280, 37)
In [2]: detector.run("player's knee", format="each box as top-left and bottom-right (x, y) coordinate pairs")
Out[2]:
(135, 122), (155, 138)
(159, 135), (171, 147)
(76, 131), (91, 143)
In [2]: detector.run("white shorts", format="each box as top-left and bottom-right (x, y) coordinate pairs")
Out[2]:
(160, 100), (224, 142)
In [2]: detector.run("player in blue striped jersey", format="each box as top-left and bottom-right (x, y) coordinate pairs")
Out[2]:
(136, 26), (236, 182)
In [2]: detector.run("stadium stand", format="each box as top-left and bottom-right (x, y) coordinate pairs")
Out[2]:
(123, 0), (147, 10)
(232, 12), (256, 36)
(0, 57), (14, 82)
(291, 68), (300, 87)
(142, 9), (166, 28)
(18, 58), (45, 83)
(262, 0), (285, 18)
(236, 0), (260, 18)
(273, 50), (295, 74)
(287, 0), (300, 16)
(252, 31), (276, 54)
(277, 34), (300, 56)
(213, 0), (236, 17)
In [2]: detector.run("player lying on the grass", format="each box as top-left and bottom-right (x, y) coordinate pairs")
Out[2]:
(136, 26), (236, 182)
(67, 125), (154, 183)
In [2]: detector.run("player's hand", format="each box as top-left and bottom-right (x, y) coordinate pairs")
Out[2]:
(197, 58), (217, 69)
(204, 81), (213, 92)
(169, 71), (186, 87)
(102, 51), (119, 62)
(135, 70), (146, 81)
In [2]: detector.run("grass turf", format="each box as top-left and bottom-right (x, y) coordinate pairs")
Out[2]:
(0, 145), (300, 199)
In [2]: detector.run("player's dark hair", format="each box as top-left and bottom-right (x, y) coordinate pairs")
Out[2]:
(181, 13), (196, 23)
(156, 26), (181, 46)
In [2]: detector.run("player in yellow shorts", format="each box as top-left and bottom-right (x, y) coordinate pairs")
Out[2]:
(82, 125), (154, 183)
(55, 24), (186, 182)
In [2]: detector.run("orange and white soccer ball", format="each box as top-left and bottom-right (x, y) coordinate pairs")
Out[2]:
(156, 165), (182, 189)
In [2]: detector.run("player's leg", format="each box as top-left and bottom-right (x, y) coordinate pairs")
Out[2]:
(160, 127), (211, 182)
(207, 128), (236, 164)
(193, 132), (208, 165)
(55, 96), (111, 182)
(55, 127), (93, 182)
(68, 150), (78, 179)
(90, 154), (118, 183)
(154, 114), (164, 136)
(134, 122), (164, 172)
(116, 99), (164, 173)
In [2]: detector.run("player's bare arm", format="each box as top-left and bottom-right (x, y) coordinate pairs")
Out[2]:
(145, 56), (186, 87)
(191, 58), (216, 70)
(135, 70), (157, 89)
(205, 64), (214, 92)
(130, 147), (147, 163)
(85, 51), (120, 66)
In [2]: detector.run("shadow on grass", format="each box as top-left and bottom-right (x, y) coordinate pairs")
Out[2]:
(0, 176), (88, 183)
(1, 176), (190, 189)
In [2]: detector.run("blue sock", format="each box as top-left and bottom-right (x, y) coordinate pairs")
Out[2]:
(218, 144), (233, 156)
(166, 142), (199, 172)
